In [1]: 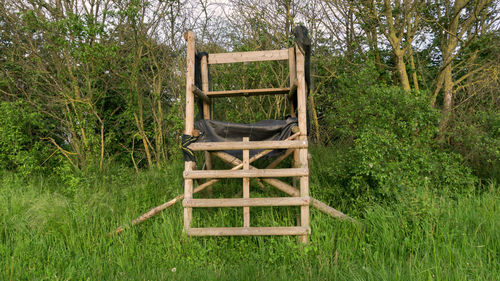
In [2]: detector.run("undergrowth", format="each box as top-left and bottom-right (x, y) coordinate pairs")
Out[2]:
(1, 147), (498, 280)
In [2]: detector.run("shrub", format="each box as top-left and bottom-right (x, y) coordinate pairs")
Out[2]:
(315, 84), (477, 210)
(0, 101), (59, 175)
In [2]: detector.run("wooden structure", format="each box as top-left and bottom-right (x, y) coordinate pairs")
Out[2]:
(182, 31), (311, 242)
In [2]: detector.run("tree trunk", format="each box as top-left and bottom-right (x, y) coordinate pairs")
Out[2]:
(395, 50), (411, 91)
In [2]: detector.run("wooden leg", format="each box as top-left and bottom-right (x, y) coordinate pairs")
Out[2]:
(184, 161), (195, 231)
(243, 137), (250, 227)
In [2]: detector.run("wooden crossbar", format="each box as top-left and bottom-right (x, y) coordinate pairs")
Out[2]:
(186, 226), (310, 236)
(189, 139), (307, 151)
(208, 49), (289, 64)
(205, 87), (290, 98)
(192, 84), (211, 104)
(184, 168), (308, 179)
(183, 197), (310, 208)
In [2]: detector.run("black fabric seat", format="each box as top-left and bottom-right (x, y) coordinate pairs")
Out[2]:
(194, 117), (298, 158)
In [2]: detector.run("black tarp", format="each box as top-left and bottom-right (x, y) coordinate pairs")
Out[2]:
(194, 117), (298, 158)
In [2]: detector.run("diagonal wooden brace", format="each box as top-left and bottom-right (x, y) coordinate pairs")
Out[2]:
(212, 151), (356, 223)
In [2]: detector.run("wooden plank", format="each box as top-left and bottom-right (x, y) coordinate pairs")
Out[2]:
(186, 226), (311, 236)
(184, 168), (308, 179)
(189, 139), (307, 151)
(192, 84), (211, 104)
(208, 49), (289, 64)
(206, 87), (290, 98)
(243, 137), (250, 228)
(183, 197), (310, 208)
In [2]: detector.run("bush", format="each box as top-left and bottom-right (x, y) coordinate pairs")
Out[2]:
(314, 84), (477, 211)
(0, 101), (59, 175)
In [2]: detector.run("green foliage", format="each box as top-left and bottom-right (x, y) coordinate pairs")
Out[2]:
(0, 101), (59, 175)
(448, 110), (500, 181)
(316, 80), (477, 209)
(0, 167), (498, 280)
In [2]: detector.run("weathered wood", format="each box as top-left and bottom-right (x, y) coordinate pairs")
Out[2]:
(201, 54), (210, 119)
(192, 84), (211, 105)
(113, 133), (303, 235)
(296, 44), (307, 136)
(212, 151), (356, 223)
(206, 87), (290, 98)
(183, 30), (196, 232)
(184, 161), (194, 231)
(184, 168), (308, 179)
(288, 47), (297, 117)
(299, 137), (309, 243)
(184, 30), (195, 136)
(183, 197), (310, 208)
(208, 49), (289, 64)
(189, 139), (307, 151)
(243, 137), (250, 227)
(186, 226), (310, 236)
(201, 55), (213, 196)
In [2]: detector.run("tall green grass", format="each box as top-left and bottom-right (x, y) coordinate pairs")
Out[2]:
(0, 151), (498, 280)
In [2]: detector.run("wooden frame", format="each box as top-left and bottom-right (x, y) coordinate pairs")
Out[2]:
(183, 31), (310, 242)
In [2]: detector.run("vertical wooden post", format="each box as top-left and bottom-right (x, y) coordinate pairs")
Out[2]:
(243, 137), (250, 228)
(289, 47), (299, 189)
(184, 30), (196, 231)
(288, 47), (297, 118)
(296, 45), (309, 243)
(201, 54), (213, 197)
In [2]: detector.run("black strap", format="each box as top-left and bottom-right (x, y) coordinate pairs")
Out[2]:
(181, 134), (199, 162)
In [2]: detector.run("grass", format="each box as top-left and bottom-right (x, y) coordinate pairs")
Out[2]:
(0, 148), (499, 280)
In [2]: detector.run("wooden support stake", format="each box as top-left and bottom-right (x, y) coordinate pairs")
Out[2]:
(243, 137), (250, 227)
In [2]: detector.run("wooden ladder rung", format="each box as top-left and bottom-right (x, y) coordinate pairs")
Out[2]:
(186, 226), (311, 236)
(183, 197), (310, 208)
(206, 87), (290, 98)
(189, 139), (307, 151)
(183, 168), (308, 179)
(208, 49), (289, 64)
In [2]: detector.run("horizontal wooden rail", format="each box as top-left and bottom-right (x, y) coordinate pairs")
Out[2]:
(183, 197), (310, 208)
(192, 84), (210, 104)
(208, 49), (289, 64)
(206, 87), (290, 98)
(186, 226), (310, 236)
(189, 139), (307, 151)
(183, 168), (308, 179)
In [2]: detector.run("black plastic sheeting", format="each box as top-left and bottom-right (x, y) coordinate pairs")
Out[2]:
(194, 117), (298, 159)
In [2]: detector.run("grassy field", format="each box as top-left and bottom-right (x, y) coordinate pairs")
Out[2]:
(1, 149), (499, 280)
